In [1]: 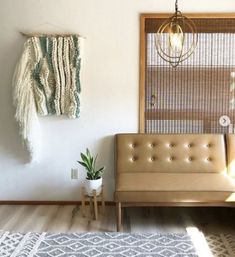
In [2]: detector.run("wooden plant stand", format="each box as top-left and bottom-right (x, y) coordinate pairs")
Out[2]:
(81, 185), (105, 220)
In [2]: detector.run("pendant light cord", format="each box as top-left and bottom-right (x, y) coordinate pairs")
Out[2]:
(175, 0), (178, 12)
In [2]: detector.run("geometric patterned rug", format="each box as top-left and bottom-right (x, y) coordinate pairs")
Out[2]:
(204, 234), (235, 257)
(0, 231), (234, 257)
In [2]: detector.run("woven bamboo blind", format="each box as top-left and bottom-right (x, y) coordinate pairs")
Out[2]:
(142, 15), (235, 134)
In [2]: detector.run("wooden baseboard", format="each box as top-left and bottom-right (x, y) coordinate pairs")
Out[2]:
(0, 201), (115, 205)
(3, 201), (232, 207)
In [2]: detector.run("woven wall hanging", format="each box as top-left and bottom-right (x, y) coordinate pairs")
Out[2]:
(13, 35), (82, 162)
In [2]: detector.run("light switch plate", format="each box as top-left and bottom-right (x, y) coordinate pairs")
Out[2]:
(71, 168), (78, 179)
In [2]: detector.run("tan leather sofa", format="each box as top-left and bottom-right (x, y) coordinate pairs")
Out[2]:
(114, 134), (235, 231)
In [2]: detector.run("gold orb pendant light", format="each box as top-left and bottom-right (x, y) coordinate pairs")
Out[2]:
(155, 0), (198, 68)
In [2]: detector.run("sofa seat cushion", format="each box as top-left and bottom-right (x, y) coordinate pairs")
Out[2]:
(115, 173), (235, 203)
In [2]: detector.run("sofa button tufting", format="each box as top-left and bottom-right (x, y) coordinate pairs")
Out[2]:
(206, 143), (212, 148)
(131, 156), (138, 161)
(169, 156), (175, 161)
(207, 157), (212, 162)
(169, 143), (175, 147)
(188, 143), (193, 148)
(188, 157), (194, 161)
(151, 156), (156, 161)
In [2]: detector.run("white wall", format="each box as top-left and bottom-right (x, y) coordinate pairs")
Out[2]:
(0, 0), (234, 201)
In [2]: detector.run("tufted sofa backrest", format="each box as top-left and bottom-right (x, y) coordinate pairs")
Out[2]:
(115, 134), (226, 174)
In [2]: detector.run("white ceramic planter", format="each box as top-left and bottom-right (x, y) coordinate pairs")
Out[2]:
(84, 177), (102, 196)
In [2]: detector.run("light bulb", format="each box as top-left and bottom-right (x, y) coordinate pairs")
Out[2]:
(169, 23), (183, 52)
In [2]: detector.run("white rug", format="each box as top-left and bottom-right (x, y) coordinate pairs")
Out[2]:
(0, 231), (234, 257)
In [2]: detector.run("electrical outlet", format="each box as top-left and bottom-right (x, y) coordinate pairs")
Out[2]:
(71, 168), (78, 179)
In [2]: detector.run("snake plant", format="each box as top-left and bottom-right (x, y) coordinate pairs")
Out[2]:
(77, 148), (105, 180)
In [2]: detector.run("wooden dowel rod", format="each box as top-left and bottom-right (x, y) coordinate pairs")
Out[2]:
(19, 31), (86, 39)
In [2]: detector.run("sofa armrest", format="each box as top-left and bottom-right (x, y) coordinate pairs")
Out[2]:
(226, 134), (235, 177)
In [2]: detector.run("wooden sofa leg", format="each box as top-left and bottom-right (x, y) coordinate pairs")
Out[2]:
(116, 202), (122, 232)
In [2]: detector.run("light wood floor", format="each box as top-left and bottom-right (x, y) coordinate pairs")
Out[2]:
(0, 205), (234, 234)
